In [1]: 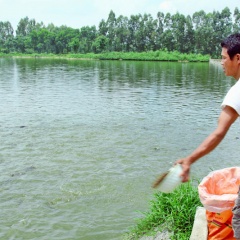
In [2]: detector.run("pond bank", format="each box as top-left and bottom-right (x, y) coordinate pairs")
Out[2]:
(125, 181), (202, 239)
(125, 207), (207, 240)
(0, 50), (210, 62)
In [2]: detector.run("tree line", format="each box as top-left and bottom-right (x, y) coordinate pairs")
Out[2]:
(0, 7), (239, 58)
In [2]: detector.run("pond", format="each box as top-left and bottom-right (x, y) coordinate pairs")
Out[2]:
(0, 58), (239, 240)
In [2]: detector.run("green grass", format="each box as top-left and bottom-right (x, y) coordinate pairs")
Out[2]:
(0, 50), (210, 62)
(126, 180), (202, 240)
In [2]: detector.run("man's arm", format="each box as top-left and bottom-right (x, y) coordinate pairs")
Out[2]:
(176, 105), (239, 182)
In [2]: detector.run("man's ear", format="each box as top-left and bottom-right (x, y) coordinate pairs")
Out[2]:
(237, 53), (240, 62)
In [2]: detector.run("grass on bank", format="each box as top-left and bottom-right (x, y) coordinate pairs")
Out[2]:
(0, 50), (210, 62)
(126, 180), (202, 240)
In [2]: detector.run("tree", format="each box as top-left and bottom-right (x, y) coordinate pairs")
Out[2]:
(184, 15), (195, 53)
(68, 37), (80, 53)
(134, 14), (148, 51)
(92, 35), (109, 53)
(106, 10), (116, 51)
(128, 14), (141, 51)
(54, 26), (80, 54)
(1, 7), (238, 57)
(98, 19), (108, 36)
(0, 21), (14, 52)
(141, 14), (158, 51)
(161, 13), (175, 51)
(114, 15), (130, 52)
(16, 17), (43, 36)
(155, 12), (165, 49)
(171, 13), (187, 52)
(31, 29), (55, 53)
(211, 8), (232, 57)
(233, 7), (240, 33)
(79, 26), (97, 53)
(192, 10), (209, 54)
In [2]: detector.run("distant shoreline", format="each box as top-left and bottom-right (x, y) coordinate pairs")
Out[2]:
(0, 51), (210, 62)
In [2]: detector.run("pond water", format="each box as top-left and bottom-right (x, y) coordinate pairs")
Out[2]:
(0, 58), (239, 240)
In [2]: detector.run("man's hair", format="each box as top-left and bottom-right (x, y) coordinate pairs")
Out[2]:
(221, 33), (240, 60)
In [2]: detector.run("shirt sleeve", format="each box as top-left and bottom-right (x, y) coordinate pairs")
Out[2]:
(221, 80), (240, 115)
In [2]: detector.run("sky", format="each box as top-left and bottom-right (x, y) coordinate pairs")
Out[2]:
(0, 0), (238, 31)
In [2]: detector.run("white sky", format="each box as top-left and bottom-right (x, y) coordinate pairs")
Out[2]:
(0, 0), (238, 30)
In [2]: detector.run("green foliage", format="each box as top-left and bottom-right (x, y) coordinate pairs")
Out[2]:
(96, 51), (209, 62)
(92, 35), (109, 53)
(0, 6), (239, 57)
(0, 51), (209, 62)
(127, 181), (202, 240)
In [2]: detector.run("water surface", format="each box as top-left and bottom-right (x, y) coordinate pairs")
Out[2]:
(0, 58), (239, 239)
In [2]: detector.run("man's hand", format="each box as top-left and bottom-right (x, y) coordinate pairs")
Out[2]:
(175, 158), (191, 182)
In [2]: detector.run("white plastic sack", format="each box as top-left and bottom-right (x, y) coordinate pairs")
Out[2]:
(198, 167), (240, 213)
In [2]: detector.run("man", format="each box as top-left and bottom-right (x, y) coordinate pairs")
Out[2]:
(176, 33), (240, 239)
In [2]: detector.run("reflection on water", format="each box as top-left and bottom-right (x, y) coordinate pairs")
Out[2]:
(0, 58), (239, 239)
